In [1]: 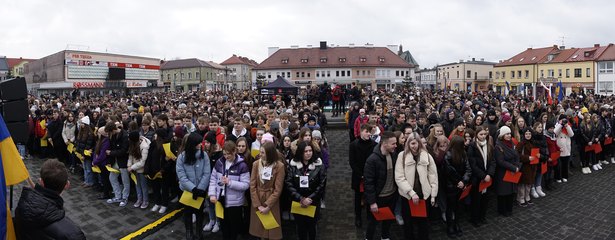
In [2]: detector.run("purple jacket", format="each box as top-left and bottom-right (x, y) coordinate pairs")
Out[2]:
(93, 137), (110, 166)
(208, 154), (250, 207)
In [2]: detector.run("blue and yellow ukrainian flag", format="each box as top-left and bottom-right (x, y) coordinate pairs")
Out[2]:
(0, 114), (30, 240)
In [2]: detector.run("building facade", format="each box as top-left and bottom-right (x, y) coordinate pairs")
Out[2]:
(414, 67), (437, 89)
(595, 44), (615, 95)
(0, 57), (8, 81)
(160, 58), (229, 92)
(221, 54), (258, 90)
(7, 58), (37, 78)
(253, 42), (415, 90)
(437, 58), (495, 92)
(25, 50), (161, 95)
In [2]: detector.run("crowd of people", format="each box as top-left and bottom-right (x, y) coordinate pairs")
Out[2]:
(17, 83), (615, 239)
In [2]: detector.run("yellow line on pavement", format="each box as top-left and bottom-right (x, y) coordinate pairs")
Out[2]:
(120, 208), (183, 240)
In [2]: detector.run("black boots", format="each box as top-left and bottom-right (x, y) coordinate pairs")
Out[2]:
(454, 222), (463, 237)
(355, 216), (362, 228)
(185, 227), (193, 240)
(447, 221), (456, 238)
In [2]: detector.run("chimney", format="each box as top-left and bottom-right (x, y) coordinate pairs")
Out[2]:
(290, 45), (299, 49)
(559, 46), (565, 50)
(594, 44), (600, 47)
(320, 41), (327, 50)
(365, 43), (374, 48)
(459, 59), (464, 63)
(268, 47), (279, 57)
(480, 58), (484, 61)
(472, 58), (475, 61)
(527, 47), (533, 50)
(349, 43), (355, 48)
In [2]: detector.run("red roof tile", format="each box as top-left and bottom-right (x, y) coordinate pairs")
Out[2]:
(221, 55), (258, 67)
(597, 44), (615, 61)
(563, 45), (610, 62)
(254, 46), (413, 70)
(495, 46), (558, 67)
(7, 58), (37, 68)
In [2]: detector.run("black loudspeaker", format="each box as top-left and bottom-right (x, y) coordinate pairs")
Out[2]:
(1, 100), (29, 122)
(0, 77), (27, 101)
(5, 122), (28, 144)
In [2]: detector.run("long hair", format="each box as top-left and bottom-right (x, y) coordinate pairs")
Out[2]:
(403, 132), (426, 162)
(293, 141), (316, 163)
(474, 126), (493, 160)
(184, 133), (203, 165)
(128, 135), (142, 160)
(448, 136), (466, 165)
(427, 123), (444, 149)
(261, 141), (280, 166)
(77, 124), (93, 142)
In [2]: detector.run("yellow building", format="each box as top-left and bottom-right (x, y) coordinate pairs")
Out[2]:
(7, 58), (37, 78)
(493, 46), (557, 95)
(436, 58), (495, 92)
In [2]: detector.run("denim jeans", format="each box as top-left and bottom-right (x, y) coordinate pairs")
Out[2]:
(83, 159), (95, 186)
(16, 143), (26, 159)
(135, 173), (149, 203)
(534, 169), (543, 188)
(109, 167), (131, 200)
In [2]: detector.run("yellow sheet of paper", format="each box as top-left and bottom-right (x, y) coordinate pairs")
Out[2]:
(67, 143), (75, 153)
(146, 171), (163, 180)
(40, 138), (48, 147)
(255, 211), (280, 230)
(130, 173), (137, 184)
(92, 165), (101, 173)
(179, 191), (204, 209)
(291, 201), (316, 218)
(162, 143), (176, 159)
(75, 152), (84, 162)
(84, 150), (92, 157)
(106, 165), (120, 173)
(251, 148), (260, 158)
(215, 201), (225, 219)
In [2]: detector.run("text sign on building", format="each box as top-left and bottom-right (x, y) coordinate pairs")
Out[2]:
(73, 81), (105, 89)
(126, 80), (147, 88)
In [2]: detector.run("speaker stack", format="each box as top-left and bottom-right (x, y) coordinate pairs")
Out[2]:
(0, 77), (29, 143)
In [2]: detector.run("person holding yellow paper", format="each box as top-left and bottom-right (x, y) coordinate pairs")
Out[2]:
(93, 126), (112, 200)
(105, 121), (131, 207)
(285, 141), (327, 240)
(249, 142), (285, 239)
(146, 128), (174, 214)
(177, 132), (211, 240)
(75, 116), (95, 188)
(209, 141), (251, 240)
(127, 130), (151, 209)
(61, 112), (77, 172)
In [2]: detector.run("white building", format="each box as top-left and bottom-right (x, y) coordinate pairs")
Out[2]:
(596, 44), (615, 95)
(415, 67), (437, 89)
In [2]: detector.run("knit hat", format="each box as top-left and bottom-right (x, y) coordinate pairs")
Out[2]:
(156, 128), (168, 140)
(545, 121), (555, 130)
(262, 133), (275, 143)
(498, 126), (512, 139)
(174, 127), (185, 139)
(501, 113), (512, 123)
(558, 114), (567, 121)
(487, 109), (497, 117)
(453, 119), (465, 128)
(80, 116), (90, 125)
(308, 116), (317, 122)
(312, 130), (322, 139)
(128, 131), (140, 142)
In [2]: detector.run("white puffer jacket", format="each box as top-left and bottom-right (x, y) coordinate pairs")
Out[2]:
(127, 136), (151, 173)
(554, 123), (574, 157)
(394, 150), (439, 200)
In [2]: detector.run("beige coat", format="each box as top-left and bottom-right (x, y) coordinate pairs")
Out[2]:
(394, 150), (439, 200)
(249, 160), (286, 239)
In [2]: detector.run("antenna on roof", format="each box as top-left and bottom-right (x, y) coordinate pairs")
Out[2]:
(560, 36), (566, 47)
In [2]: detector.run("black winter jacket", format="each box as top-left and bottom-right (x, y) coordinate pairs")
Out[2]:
(108, 129), (129, 168)
(285, 158), (327, 205)
(467, 141), (496, 185)
(14, 185), (85, 240)
(348, 137), (377, 191)
(364, 144), (397, 205)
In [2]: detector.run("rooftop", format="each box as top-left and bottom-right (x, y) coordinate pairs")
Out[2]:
(221, 54), (258, 67)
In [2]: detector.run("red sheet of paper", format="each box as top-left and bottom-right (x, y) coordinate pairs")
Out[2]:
(459, 185), (472, 200)
(541, 162), (548, 174)
(503, 170), (522, 183)
(605, 137), (613, 145)
(479, 180), (492, 192)
(585, 145), (594, 152)
(594, 144), (602, 154)
(512, 137), (519, 145)
(409, 199), (427, 217)
(550, 151), (560, 161)
(359, 179), (364, 193)
(372, 207), (396, 221)
(530, 148), (540, 164)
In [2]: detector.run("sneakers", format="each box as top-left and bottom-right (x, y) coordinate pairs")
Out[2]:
(203, 221), (214, 232)
(170, 196), (179, 203)
(586, 167), (592, 174)
(611, 158), (615, 164)
(536, 186), (546, 197)
(158, 206), (167, 214)
(395, 214), (404, 225)
(597, 164), (603, 170)
(119, 200), (128, 207)
(530, 188), (540, 198)
(140, 202), (149, 209)
(562, 178), (568, 183)
(320, 200), (326, 209)
(526, 200), (534, 205)
(133, 200), (142, 208)
(556, 179), (562, 183)
(107, 198), (121, 204)
(212, 221), (220, 233)
(518, 201), (527, 207)
(602, 160), (610, 165)
(151, 204), (161, 212)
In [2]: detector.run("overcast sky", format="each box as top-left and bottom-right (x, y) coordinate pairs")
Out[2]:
(2, 0), (614, 68)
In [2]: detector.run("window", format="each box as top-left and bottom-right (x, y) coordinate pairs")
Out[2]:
(517, 71), (521, 79)
(301, 72), (305, 78)
(296, 72), (300, 78)
(307, 73), (311, 78)
(339, 58), (346, 62)
(356, 70), (360, 76)
(336, 71), (339, 77)
(267, 74), (271, 79)
(558, 69), (562, 77)
(362, 70), (366, 76)
(287, 72), (290, 77)
(566, 69), (570, 78)
(379, 57), (385, 62)
(540, 70), (544, 77)
(368, 70), (370, 75)
(341, 71), (345, 77)
(360, 57), (367, 62)
(574, 68), (582, 78)
(396, 70), (400, 76)
(547, 55), (554, 61)
(401, 71), (405, 77)
(599, 82), (614, 93)
(181, 73), (184, 79)
(316, 72), (320, 78)
(599, 62), (614, 73)
(496, 72), (500, 79)
(502, 71), (505, 79)
(347, 70), (350, 76)
(489, 71), (493, 79)
(525, 70), (529, 79)
(548, 69), (554, 77)
(301, 58), (308, 63)
(466, 70), (471, 78)
(281, 59), (288, 64)
(511, 71), (515, 78)
(320, 57), (327, 63)
(167, 74), (170, 80)
(457, 71), (459, 78)
(327, 71), (330, 77)
(586, 68), (591, 77)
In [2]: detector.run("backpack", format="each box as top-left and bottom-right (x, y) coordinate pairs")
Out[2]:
(35, 119), (46, 138)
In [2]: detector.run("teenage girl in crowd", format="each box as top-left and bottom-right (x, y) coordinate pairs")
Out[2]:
(443, 136), (471, 237)
(494, 126), (520, 217)
(467, 126), (495, 227)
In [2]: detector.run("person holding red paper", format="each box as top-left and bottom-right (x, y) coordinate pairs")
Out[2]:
(598, 107), (612, 166)
(348, 124), (377, 228)
(494, 126), (521, 217)
(467, 126), (495, 227)
(579, 112), (602, 173)
(364, 132), (399, 240)
(442, 136), (471, 238)
(530, 123), (549, 199)
(554, 115), (574, 183)
(394, 132), (438, 240)
(517, 127), (538, 207)
(544, 121), (560, 191)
